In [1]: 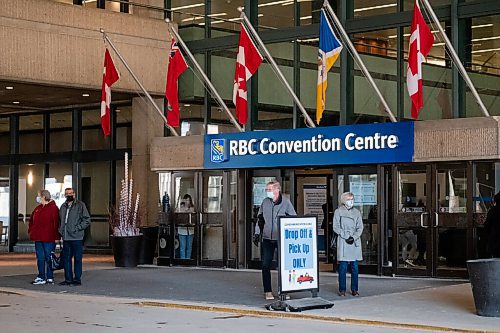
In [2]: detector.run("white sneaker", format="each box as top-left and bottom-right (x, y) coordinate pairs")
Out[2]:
(32, 277), (46, 285)
(46, 279), (54, 284)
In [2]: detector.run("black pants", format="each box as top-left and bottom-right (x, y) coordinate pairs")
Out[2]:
(261, 239), (278, 293)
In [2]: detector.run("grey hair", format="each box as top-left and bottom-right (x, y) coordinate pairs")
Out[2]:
(40, 189), (51, 201)
(340, 192), (354, 204)
(266, 180), (281, 191)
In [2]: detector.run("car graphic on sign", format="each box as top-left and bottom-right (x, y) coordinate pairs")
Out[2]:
(297, 273), (314, 284)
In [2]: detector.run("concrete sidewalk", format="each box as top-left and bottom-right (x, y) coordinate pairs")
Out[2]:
(0, 253), (498, 332)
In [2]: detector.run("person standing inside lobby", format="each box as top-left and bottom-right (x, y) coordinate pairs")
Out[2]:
(28, 189), (60, 285)
(253, 180), (296, 300)
(177, 194), (195, 259)
(58, 188), (91, 286)
(333, 192), (363, 297)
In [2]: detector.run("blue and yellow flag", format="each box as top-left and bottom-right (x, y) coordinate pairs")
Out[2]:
(316, 8), (343, 125)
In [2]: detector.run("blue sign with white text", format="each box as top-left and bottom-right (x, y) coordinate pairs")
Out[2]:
(204, 122), (414, 169)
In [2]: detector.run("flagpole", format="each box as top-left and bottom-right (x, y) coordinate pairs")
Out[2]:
(100, 29), (179, 136)
(165, 20), (244, 133)
(419, 0), (490, 117)
(323, 2), (397, 123)
(238, 10), (316, 128)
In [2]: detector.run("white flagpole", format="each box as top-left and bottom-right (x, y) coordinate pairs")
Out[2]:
(165, 20), (244, 133)
(419, 0), (490, 117)
(100, 29), (179, 136)
(323, 2), (397, 123)
(238, 9), (316, 128)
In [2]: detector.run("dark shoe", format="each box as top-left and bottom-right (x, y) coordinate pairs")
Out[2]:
(351, 291), (359, 297)
(338, 291), (346, 296)
(58, 281), (72, 286)
(71, 281), (81, 286)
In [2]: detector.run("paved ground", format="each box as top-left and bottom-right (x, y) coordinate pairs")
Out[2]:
(0, 253), (499, 332)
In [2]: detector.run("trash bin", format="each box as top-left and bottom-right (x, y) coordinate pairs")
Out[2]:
(157, 212), (173, 266)
(467, 258), (500, 317)
(138, 226), (159, 265)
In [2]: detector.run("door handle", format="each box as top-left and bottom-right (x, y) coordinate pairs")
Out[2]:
(420, 212), (429, 228)
(435, 212), (439, 227)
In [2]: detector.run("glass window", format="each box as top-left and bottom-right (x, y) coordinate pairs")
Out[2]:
(116, 106), (132, 149)
(82, 109), (110, 150)
(354, 0), (397, 18)
(45, 162), (72, 208)
(19, 114), (44, 154)
(299, 0), (323, 26)
(171, 0), (206, 29)
(202, 175), (223, 213)
(474, 162), (499, 214)
(437, 167), (466, 213)
(403, 0), (450, 11)
(354, 28), (397, 122)
(50, 112), (72, 152)
(398, 170), (427, 213)
(18, 163), (45, 241)
(174, 175), (196, 212)
(81, 161), (110, 216)
(0, 117), (9, 155)
(0, 166), (10, 246)
(258, 0), (295, 29)
(467, 15), (500, 117)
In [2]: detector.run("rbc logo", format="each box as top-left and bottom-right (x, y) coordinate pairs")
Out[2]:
(210, 139), (226, 163)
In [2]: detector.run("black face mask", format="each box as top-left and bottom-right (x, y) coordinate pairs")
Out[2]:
(66, 195), (74, 202)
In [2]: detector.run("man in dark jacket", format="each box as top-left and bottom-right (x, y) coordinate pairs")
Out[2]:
(485, 192), (500, 258)
(58, 188), (91, 286)
(253, 180), (296, 300)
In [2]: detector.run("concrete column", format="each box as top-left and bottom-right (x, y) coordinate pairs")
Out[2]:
(132, 97), (164, 227)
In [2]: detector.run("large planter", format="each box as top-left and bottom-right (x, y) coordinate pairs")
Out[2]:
(467, 258), (500, 317)
(110, 235), (143, 267)
(138, 226), (159, 265)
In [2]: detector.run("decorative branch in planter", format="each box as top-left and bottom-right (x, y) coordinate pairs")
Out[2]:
(109, 152), (141, 236)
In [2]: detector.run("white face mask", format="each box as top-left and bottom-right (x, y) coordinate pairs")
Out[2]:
(345, 199), (354, 209)
(36, 196), (41, 204)
(266, 191), (274, 200)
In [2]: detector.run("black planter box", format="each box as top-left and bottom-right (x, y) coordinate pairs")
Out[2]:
(110, 235), (143, 267)
(467, 258), (500, 317)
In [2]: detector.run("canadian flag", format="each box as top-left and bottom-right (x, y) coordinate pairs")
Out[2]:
(407, 0), (434, 119)
(165, 38), (188, 127)
(233, 23), (263, 125)
(100, 48), (120, 137)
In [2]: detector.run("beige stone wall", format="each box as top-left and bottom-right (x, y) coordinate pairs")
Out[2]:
(150, 135), (205, 171)
(0, 0), (175, 94)
(413, 116), (500, 162)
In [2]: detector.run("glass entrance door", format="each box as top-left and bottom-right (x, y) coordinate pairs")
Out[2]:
(394, 164), (469, 278)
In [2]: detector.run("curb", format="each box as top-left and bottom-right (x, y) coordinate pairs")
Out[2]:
(137, 301), (497, 333)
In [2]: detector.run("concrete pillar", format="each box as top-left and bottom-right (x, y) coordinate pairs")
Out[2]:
(132, 97), (164, 227)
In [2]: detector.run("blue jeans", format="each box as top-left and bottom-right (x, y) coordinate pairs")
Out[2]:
(62, 240), (83, 283)
(261, 239), (278, 293)
(179, 234), (194, 259)
(35, 241), (56, 280)
(338, 261), (359, 292)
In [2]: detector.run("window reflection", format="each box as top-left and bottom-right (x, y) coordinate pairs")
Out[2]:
(437, 168), (466, 213)
(203, 176), (223, 213)
(398, 170), (427, 213)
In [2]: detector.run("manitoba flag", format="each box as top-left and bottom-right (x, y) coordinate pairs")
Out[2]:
(165, 38), (188, 127)
(100, 48), (120, 137)
(233, 23), (263, 126)
(407, 0), (434, 119)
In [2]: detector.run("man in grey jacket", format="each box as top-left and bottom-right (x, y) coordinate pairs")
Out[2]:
(58, 188), (91, 286)
(253, 180), (296, 300)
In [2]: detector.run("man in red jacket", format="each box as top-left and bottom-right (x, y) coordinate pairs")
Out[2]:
(28, 189), (60, 285)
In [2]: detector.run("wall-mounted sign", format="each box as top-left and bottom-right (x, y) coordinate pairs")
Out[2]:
(279, 216), (319, 293)
(204, 122), (414, 169)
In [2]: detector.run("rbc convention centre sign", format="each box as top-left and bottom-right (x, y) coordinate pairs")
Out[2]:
(204, 122), (414, 169)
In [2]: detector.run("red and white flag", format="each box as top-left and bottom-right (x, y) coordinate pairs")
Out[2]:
(100, 48), (120, 137)
(165, 38), (188, 127)
(233, 23), (263, 125)
(407, 0), (434, 119)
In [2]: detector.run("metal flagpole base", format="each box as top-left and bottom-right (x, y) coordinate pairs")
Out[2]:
(266, 297), (334, 312)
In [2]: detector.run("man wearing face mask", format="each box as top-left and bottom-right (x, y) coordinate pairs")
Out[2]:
(28, 189), (60, 285)
(253, 180), (296, 300)
(58, 188), (91, 286)
(333, 192), (363, 297)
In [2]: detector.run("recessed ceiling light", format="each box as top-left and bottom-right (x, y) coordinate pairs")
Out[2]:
(82, 93), (90, 97)
(115, 109), (121, 113)
(12, 101), (20, 104)
(5, 86), (14, 90)
(184, 104), (191, 107)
